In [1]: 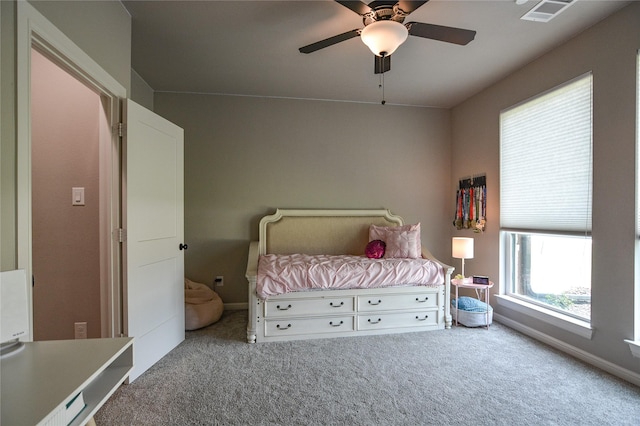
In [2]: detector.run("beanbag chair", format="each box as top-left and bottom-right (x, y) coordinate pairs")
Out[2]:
(185, 278), (223, 330)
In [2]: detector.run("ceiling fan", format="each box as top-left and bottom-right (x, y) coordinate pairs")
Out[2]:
(299, 0), (476, 74)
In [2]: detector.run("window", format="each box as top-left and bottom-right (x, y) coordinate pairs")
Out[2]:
(501, 74), (593, 322)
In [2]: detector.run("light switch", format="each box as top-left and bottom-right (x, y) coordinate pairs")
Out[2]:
(72, 187), (85, 206)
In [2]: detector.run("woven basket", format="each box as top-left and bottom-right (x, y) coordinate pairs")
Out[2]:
(451, 302), (493, 327)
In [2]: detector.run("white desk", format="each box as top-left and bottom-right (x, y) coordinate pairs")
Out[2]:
(1, 337), (133, 426)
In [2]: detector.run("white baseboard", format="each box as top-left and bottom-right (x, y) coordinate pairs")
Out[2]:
(494, 313), (640, 388)
(224, 302), (248, 311)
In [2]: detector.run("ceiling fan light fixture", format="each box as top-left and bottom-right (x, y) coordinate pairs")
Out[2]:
(360, 20), (408, 57)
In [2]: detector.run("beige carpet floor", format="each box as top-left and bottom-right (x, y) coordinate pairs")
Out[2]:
(95, 310), (640, 425)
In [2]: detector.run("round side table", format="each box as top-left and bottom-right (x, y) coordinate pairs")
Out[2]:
(451, 278), (494, 329)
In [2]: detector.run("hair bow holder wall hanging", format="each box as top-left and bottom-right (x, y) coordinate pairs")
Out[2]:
(454, 175), (486, 233)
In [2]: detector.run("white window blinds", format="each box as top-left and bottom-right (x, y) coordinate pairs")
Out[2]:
(501, 74), (593, 233)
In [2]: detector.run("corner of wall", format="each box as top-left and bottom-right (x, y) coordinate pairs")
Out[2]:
(130, 69), (154, 112)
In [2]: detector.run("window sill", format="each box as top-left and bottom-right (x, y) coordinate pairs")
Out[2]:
(495, 295), (593, 339)
(624, 340), (640, 358)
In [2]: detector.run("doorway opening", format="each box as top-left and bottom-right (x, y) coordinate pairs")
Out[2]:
(17, 2), (126, 341)
(30, 47), (107, 340)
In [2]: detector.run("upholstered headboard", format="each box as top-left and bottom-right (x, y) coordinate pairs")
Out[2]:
(258, 209), (404, 256)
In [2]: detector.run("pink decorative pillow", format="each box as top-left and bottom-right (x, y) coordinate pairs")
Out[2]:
(384, 230), (420, 258)
(365, 240), (386, 259)
(369, 223), (422, 259)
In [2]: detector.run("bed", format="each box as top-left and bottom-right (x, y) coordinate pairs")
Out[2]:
(245, 209), (454, 343)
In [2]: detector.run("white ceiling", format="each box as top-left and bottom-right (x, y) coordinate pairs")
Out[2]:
(123, 0), (630, 108)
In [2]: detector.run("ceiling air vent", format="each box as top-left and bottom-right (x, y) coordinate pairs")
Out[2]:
(521, 0), (577, 23)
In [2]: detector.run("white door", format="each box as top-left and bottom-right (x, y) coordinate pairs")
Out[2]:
(123, 99), (185, 382)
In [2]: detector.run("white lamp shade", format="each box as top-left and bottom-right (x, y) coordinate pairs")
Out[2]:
(360, 20), (409, 56)
(452, 237), (474, 259)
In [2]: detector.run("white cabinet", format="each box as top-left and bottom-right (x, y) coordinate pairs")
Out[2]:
(357, 311), (439, 330)
(264, 297), (354, 317)
(357, 292), (438, 311)
(256, 285), (444, 343)
(357, 290), (441, 330)
(265, 316), (355, 337)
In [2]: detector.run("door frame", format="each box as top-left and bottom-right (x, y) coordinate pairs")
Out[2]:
(16, 2), (126, 340)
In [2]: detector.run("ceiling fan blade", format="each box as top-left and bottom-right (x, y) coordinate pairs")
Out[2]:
(335, 1), (372, 16)
(396, 1), (429, 14)
(299, 29), (361, 54)
(367, 0), (397, 10)
(374, 55), (391, 74)
(406, 22), (476, 46)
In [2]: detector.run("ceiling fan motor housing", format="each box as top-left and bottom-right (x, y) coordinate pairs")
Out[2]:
(363, 4), (409, 26)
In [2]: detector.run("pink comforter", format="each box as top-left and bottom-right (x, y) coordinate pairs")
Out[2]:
(257, 254), (444, 299)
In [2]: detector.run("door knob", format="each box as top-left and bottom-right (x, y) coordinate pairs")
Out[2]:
(179, 243), (188, 250)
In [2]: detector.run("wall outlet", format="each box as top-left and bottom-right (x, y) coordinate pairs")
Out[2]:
(74, 322), (87, 339)
(214, 276), (224, 286)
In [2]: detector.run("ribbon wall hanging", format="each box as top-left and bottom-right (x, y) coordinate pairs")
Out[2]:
(454, 174), (486, 233)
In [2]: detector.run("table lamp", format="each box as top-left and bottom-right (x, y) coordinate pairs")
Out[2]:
(452, 237), (474, 278)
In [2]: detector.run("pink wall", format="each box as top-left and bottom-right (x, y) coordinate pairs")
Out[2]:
(31, 49), (101, 340)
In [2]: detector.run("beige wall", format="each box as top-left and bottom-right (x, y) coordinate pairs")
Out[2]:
(131, 69), (154, 111)
(1, 0), (17, 271)
(154, 93), (452, 304)
(451, 3), (640, 373)
(31, 49), (101, 340)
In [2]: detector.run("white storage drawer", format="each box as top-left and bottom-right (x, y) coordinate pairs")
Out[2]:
(357, 291), (438, 312)
(265, 316), (355, 336)
(357, 311), (438, 330)
(264, 297), (354, 318)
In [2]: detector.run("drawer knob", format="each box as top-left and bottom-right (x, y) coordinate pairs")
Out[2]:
(276, 323), (292, 330)
(416, 315), (429, 321)
(416, 297), (429, 303)
(368, 299), (382, 306)
(330, 301), (344, 307)
(276, 304), (292, 311)
(329, 320), (344, 327)
(368, 318), (382, 324)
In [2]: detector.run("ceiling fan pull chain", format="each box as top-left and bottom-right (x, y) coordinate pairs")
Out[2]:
(379, 55), (386, 105)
